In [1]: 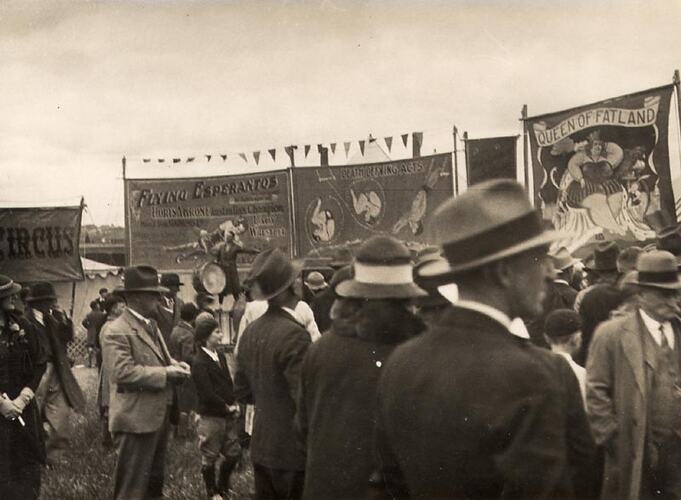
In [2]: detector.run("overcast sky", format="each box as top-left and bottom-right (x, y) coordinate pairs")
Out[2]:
(1, 0), (680, 225)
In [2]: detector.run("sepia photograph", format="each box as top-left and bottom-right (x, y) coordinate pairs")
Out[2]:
(2, 0), (681, 498)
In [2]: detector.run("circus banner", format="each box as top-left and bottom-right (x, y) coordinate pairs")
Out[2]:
(125, 170), (293, 270)
(525, 84), (675, 249)
(0, 205), (84, 282)
(292, 153), (453, 257)
(465, 135), (518, 186)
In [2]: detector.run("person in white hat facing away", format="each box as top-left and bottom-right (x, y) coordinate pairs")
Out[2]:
(297, 235), (425, 500)
(587, 250), (681, 499)
(373, 179), (595, 499)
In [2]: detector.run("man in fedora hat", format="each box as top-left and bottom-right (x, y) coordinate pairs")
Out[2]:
(373, 179), (594, 499)
(587, 250), (681, 499)
(26, 281), (85, 464)
(234, 248), (311, 499)
(575, 242), (625, 366)
(155, 272), (185, 344)
(101, 265), (191, 500)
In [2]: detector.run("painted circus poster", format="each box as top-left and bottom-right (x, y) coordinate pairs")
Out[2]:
(525, 84), (676, 250)
(125, 170), (293, 270)
(292, 153), (453, 257)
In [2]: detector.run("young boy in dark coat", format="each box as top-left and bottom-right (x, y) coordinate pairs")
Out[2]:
(297, 236), (425, 500)
(192, 316), (241, 499)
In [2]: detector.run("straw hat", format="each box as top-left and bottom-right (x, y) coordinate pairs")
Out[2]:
(304, 272), (328, 291)
(0, 275), (21, 300)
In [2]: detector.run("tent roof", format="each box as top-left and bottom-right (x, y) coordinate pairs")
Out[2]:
(81, 257), (120, 279)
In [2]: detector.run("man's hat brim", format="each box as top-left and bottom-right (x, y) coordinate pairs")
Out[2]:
(631, 280), (681, 290)
(0, 283), (22, 299)
(419, 230), (562, 278)
(253, 260), (304, 301)
(335, 280), (426, 300)
(26, 294), (57, 303)
(113, 285), (169, 295)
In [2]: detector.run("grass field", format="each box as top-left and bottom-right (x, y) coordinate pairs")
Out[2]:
(42, 367), (254, 499)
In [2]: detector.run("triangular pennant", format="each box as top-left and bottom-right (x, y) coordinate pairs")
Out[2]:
(369, 134), (376, 143)
(239, 153), (247, 162)
(412, 131), (423, 158)
(284, 145), (297, 166)
(384, 137), (393, 152)
(220, 154), (227, 161)
(344, 141), (351, 157)
(173, 158), (181, 163)
(330, 143), (337, 154)
(359, 140), (366, 156)
(253, 151), (260, 165)
(158, 158), (165, 163)
(143, 158), (151, 163)
(187, 157), (195, 162)
(401, 133), (409, 147)
(206, 155), (212, 162)
(268, 148), (276, 161)
(304, 145), (311, 158)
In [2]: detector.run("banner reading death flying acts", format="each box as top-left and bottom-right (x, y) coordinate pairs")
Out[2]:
(525, 84), (675, 249)
(292, 153), (453, 257)
(0, 206), (84, 282)
(125, 170), (293, 270)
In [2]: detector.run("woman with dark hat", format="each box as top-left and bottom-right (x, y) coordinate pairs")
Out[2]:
(0, 275), (47, 499)
(296, 235), (426, 500)
(192, 316), (241, 499)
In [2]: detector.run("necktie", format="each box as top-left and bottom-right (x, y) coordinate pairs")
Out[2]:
(660, 324), (672, 350)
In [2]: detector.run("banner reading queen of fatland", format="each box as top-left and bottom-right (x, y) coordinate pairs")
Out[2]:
(0, 206), (84, 282)
(525, 84), (675, 248)
(292, 153), (453, 257)
(125, 170), (293, 270)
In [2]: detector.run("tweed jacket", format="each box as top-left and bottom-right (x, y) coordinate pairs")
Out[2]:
(154, 296), (184, 344)
(375, 306), (593, 499)
(101, 309), (177, 434)
(586, 310), (669, 500)
(234, 306), (311, 470)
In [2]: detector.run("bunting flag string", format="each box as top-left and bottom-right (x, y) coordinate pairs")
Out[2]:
(384, 137), (393, 152)
(268, 148), (276, 161)
(359, 140), (366, 156)
(330, 143), (337, 154)
(173, 158), (181, 163)
(401, 133), (409, 147)
(344, 142), (351, 158)
(238, 153), (247, 162)
(304, 145), (311, 158)
(220, 154), (227, 161)
(253, 151), (261, 165)
(187, 157), (195, 162)
(143, 158), (151, 163)
(158, 159), (165, 163)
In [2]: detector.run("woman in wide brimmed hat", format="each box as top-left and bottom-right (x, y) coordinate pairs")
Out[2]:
(0, 275), (47, 500)
(297, 235), (426, 500)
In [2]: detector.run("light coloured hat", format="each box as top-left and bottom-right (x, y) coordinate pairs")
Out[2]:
(550, 247), (579, 271)
(631, 250), (681, 290)
(304, 271), (328, 291)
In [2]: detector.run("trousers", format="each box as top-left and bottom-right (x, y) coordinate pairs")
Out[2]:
(253, 463), (304, 500)
(113, 410), (170, 500)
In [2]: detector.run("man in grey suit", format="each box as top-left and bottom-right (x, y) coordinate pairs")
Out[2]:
(102, 266), (191, 500)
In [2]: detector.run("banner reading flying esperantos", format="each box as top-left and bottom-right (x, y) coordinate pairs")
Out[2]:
(525, 84), (675, 248)
(292, 153), (453, 257)
(0, 206), (84, 282)
(125, 170), (293, 270)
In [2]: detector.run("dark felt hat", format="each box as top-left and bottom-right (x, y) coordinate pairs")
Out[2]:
(545, 309), (582, 338)
(248, 248), (303, 301)
(329, 265), (353, 291)
(330, 247), (353, 269)
(194, 316), (219, 345)
(0, 275), (22, 300)
(336, 236), (425, 299)
(26, 281), (57, 303)
(584, 242), (620, 272)
(115, 266), (169, 294)
(631, 250), (681, 290)
(160, 273), (184, 289)
(413, 250), (449, 308)
(419, 179), (561, 278)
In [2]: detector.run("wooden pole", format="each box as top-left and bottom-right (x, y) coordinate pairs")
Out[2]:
(70, 197), (85, 318)
(673, 70), (681, 222)
(452, 125), (459, 195)
(521, 105), (530, 198)
(122, 156), (131, 266)
(462, 131), (469, 189)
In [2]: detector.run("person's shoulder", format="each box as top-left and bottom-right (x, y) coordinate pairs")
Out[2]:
(106, 311), (135, 333)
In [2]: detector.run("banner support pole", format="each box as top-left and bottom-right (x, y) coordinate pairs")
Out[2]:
(70, 197), (85, 318)
(521, 105), (530, 200)
(452, 125), (459, 195)
(122, 156), (130, 267)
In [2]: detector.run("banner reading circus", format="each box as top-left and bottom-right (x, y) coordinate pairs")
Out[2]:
(525, 84), (675, 249)
(125, 170), (293, 270)
(292, 153), (453, 257)
(0, 205), (84, 282)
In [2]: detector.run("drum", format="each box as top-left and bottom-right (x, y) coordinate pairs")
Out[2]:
(192, 262), (226, 294)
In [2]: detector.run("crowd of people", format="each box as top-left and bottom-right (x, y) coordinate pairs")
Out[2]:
(3, 177), (681, 499)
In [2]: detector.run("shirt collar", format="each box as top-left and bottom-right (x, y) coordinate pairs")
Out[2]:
(128, 307), (151, 326)
(32, 309), (44, 326)
(553, 279), (570, 286)
(201, 346), (220, 363)
(438, 287), (530, 340)
(639, 308), (674, 348)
